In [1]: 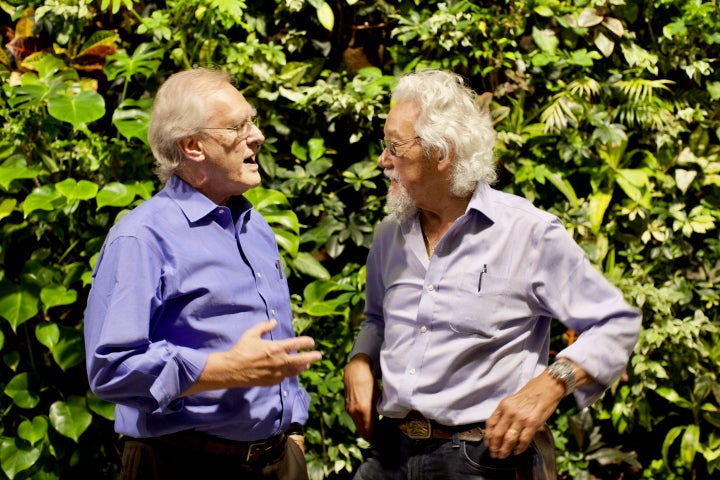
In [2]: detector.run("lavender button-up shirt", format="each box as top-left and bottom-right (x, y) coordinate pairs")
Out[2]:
(351, 182), (641, 425)
(84, 175), (309, 441)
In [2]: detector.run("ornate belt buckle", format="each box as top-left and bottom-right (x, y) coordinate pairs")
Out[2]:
(246, 440), (273, 462)
(405, 411), (432, 440)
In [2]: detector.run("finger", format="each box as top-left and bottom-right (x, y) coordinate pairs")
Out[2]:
(287, 350), (323, 367)
(278, 335), (317, 352)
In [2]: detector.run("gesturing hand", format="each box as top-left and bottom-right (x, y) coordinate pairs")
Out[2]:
(184, 319), (322, 395)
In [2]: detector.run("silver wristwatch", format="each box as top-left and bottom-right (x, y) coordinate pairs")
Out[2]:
(546, 360), (577, 396)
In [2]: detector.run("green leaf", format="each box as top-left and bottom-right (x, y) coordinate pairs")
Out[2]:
(96, 182), (136, 210)
(22, 185), (65, 217)
(47, 89), (106, 129)
(52, 326), (85, 371)
(4, 372), (41, 409)
(532, 26), (559, 55)
(35, 322), (60, 350)
(0, 437), (42, 480)
(17, 416), (49, 445)
(87, 392), (115, 421)
(40, 285), (78, 309)
(55, 178), (99, 201)
(112, 98), (152, 143)
(316, 2), (334, 32)
(293, 251), (331, 280)
(0, 155), (45, 190)
(680, 424), (700, 467)
(49, 395), (92, 442)
(0, 198), (17, 222)
(0, 280), (39, 331)
(104, 42), (164, 81)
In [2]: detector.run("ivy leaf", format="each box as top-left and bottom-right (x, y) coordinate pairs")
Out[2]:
(0, 437), (42, 480)
(0, 199), (17, 222)
(0, 280), (39, 331)
(35, 322), (60, 350)
(17, 416), (48, 445)
(52, 326), (85, 371)
(87, 392), (115, 421)
(40, 285), (78, 309)
(49, 396), (92, 443)
(4, 372), (41, 409)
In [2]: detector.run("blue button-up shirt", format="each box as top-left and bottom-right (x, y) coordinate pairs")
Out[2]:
(351, 182), (641, 426)
(84, 175), (309, 441)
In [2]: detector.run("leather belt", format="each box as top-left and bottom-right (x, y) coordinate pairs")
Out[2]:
(152, 430), (287, 463)
(394, 410), (485, 442)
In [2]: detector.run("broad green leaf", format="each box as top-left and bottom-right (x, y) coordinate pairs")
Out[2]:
(588, 191), (612, 234)
(78, 30), (118, 57)
(0, 281), (39, 331)
(40, 285), (78, 309)
(17, 416), (48, 445)
(293, 251), (330, 281)
(0, 437), (42, 480)
(49, 395), (92, 442)
(112, 97), (152, 143)
(51, 327), (85, 371)
(96, 182), (136, 209)
(55, 178), (99, 201)
(245, 187), (291, 210)
(275, 229), (300, 257)
(0, 155), (45, 190)
(104, 42), (164, 81)
(4, 372), (41, 409)
(47, 89), (106, 129)
(532, 26), (558, 55)
(87, 392), (115, 421)
(655, 387), (693, 409)
(22, 185), (65, 217)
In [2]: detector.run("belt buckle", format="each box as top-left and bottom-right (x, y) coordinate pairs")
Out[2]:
(405, 411), (432, 440)
(246, 439), (274, 462)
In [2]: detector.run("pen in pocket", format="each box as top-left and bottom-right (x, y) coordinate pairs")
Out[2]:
(478, 264), (487, 292)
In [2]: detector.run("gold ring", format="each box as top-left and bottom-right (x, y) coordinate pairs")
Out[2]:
(507, 428), (520, 437)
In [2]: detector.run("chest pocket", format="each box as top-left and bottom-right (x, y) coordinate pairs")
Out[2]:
(448, 271), (514, 337)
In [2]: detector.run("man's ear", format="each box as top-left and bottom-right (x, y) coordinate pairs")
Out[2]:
(177, 135), (205, 163)
(437, 145), (455, 173)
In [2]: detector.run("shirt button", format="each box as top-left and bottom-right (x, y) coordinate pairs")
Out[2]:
(409, 369), (416, 375)
(217, 208), (224, 214)
(427, 284), (434, 292)
(420, 326), (427, 333)
(283, 390), (289, 397)
(271, 309), (277, 316)
(256, 272), (262, 278)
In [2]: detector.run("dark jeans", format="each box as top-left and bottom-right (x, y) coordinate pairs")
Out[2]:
(121, 434), (309, 480)
(353, 418), (542, 480)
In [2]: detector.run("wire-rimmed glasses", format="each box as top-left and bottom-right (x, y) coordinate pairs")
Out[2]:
(201, 116), (259, 141)
(380, 136), (421, 156)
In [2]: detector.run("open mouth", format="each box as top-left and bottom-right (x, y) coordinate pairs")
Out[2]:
(244, 156), (256, 164)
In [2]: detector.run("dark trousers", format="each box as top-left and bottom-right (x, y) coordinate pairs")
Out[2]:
(353, 418), (556, 480)
(121, 433), (309, 480)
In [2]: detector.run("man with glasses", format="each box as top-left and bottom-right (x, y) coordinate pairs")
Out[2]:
(84, 68), (322, 479)
(343, 69), (641, 479)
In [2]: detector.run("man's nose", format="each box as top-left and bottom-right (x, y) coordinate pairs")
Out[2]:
(377, 149), (391, 169)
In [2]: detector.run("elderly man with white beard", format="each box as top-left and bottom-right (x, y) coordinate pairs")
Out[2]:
(343, 69), (641, 480)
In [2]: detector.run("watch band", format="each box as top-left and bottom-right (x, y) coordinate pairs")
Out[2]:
(546, 360), (577, 396)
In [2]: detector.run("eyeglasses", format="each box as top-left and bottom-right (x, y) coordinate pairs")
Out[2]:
(380, 136), (421, 156)
(201, 116), (259, 140)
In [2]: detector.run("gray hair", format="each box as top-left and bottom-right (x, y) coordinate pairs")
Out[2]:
(148, 68), (232, 183)
(391, 69), (497, 196)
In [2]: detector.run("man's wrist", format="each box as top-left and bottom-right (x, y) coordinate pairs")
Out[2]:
(286, 423), (304, 436)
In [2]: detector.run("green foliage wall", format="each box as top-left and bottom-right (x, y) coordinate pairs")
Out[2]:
(0, 0), (718, 479)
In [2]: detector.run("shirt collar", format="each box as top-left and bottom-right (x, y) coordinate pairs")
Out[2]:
(465, 181), (495, 224)
(164, 175), (252, 224)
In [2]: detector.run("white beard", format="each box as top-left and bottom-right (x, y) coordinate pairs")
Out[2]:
(385, 172), (418, 223)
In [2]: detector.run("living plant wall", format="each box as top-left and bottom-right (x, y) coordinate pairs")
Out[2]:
(0, 0), (719, 479)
